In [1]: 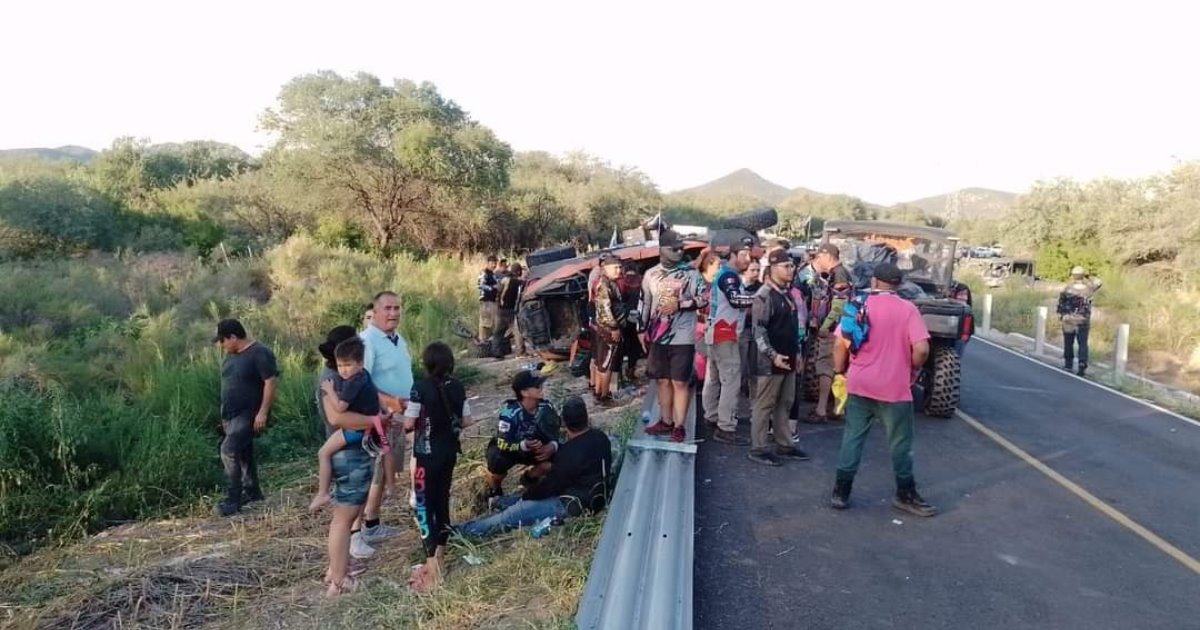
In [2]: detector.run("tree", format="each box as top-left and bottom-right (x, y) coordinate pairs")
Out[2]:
(0, 176), (122, 257)
(259, 71), (512, 252)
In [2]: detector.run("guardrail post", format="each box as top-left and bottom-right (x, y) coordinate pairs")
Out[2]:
(981, 294), (993, 334)
(1115, 323), (1130, 382)
(1034, 306), (1047, 355)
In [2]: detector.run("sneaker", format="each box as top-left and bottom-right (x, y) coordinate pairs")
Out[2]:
(747, 451), (781, 467)
(670, 425), (686, 443)
(831, 479), (852, 510)
(775, 447), (811, 461)
(645, 420), (674, 435)
(1077, 365), (1088, 377)
(215, 500), (240, 517)
(409, 490), (417, 510)
(892, 489), (938, 518)
(361, 523), (400, 543)
(350, 532), (377, 559)
(712, 429), (748, 446)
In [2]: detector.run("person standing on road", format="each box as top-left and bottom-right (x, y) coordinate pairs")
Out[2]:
(736, 259), (763, 426)
(830, 262), (937, 517)
(808, 243), (854, 424)
(617, 262), (645, 385)
(492, 262), (526, 358)
(478, 256), (500, 343)
(747, 250), (811, 466)
(214, 319), (279, 517)
(701, 237), (757, 446)
(593, 254), (630, 406)
(1057, 266), (1103, 376)
(352, 291), (415, 558)
(642, 231), (707, 443)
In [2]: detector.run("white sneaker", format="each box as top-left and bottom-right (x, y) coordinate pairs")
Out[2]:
(409, 490), (417, 510)
(350, 532), (376, 559)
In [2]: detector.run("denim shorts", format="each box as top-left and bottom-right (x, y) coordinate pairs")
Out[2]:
(331, 447), (374, 507)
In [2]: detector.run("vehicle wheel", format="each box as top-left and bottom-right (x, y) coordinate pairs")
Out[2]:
(801, 336), (819, 401)
(719, 207), (779, 232)
(525, 245), (577, 269)
(923, 346), (961, 418)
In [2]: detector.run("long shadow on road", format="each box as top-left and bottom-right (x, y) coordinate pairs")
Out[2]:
(694, 351), (1200, 630)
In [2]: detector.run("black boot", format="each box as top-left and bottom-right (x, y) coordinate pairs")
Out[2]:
(831, 478), (853, 510)
(1063, 360), (1073, 372)
(893, 482), (938, 518)
(1077, 363), (1087, 377)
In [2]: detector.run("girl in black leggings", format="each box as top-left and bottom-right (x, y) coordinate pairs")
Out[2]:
(402, 341), (477, 591)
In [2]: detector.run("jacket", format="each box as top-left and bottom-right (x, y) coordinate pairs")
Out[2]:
(478, 269), (498, 302)
(494, 399), (562, 453)
(705, 263), (755, 345)
(595, 276), (629, 332)
(751, 281), (800, 376)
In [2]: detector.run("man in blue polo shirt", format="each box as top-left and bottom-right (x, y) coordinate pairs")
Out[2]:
(349, 290), (415, 559)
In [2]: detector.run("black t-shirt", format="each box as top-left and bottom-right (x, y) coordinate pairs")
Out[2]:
(522, 428), (613, 516)
(407, 377), (468, 456)
(335, 370), (381, 416)
(220, 343), (279, 419)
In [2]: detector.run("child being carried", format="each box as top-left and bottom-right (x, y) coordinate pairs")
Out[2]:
(311, 337), (390, 511)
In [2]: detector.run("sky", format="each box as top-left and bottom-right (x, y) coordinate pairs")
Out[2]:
(3, 0), (1199, 204)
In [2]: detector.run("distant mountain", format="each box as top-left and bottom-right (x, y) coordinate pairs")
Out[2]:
(0, 145), (98, 163)
(674, 168), (795, 204)
(899, 187), (1017, 220)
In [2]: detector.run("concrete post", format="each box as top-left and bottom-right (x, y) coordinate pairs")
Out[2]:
(1035, 306), (1048, 355)
(1115, 323), (1130, 381)
(982, 294), (993, 334)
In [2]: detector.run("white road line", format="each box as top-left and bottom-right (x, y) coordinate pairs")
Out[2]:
(973, 336), (1200, 430)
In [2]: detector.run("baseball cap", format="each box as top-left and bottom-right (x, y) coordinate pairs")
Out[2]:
(659, 230), (683, 247)
(873, 262), (904, 284)
(212, 318), (247, 343)
(816, 243), (840, 258)
(600, 252), (622, 266)
(318, 325), (359, 363)
(1071, 266), (1086, 276)
(767, 249), (793, 265)
(512, 369), (546, 394)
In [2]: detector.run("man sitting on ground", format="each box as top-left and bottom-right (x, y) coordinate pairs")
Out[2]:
(460, 396), (612, 538)
(479, 370), (562, 504)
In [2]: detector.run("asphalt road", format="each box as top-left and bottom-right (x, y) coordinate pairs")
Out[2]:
(694, 340), (1200, 630)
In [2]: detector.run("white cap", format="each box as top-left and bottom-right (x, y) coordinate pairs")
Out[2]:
(1071, 266), (1086, 276)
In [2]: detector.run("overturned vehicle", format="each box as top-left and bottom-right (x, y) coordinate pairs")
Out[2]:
(515, 209), (777, 362)
(814, 220), (974, 418)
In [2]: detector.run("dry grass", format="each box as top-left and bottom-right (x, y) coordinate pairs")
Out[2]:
(0, 357), (638, 630)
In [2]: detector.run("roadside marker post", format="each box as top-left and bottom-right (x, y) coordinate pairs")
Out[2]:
(1035, 306), (1048, 355)
(981, 294), (993, 334)
(1115, 323), (1130, 382)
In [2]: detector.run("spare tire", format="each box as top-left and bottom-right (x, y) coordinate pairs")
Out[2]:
(526, 245), (577, 268)
(719, 207), (778, 232)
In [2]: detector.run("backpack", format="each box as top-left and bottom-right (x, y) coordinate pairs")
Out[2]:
(839, 291), (872, 354)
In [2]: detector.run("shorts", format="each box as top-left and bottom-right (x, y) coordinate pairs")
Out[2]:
(815, 331), (836, 378)
(331, 446), (374, 507)
(647, 343), (695, 383)
(485, 439), (540, 475)
(593, 328), (621, 373)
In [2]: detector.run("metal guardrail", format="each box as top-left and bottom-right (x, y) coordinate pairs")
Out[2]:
(576, 386), (696, 630)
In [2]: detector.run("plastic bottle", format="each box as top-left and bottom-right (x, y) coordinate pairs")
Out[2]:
(530, 516), (554, 539)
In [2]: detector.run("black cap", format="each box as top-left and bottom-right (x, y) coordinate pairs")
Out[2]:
(561, 395), (589, 429)
(212, 318), (247, 343)
(874, 262), (904, 285)
(767, 249), (792, 265)
(659, 230), (683, 247)
(816, 243), (840, 258)
(512, 369), (546, 394)
(319, 325), (359, 363)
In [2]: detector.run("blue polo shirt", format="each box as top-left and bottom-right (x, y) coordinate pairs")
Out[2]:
(360, 324), (414, 400)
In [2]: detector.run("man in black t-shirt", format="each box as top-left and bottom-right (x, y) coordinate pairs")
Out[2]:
(214, 319), (279, 516)
(492, 263), (526, 357)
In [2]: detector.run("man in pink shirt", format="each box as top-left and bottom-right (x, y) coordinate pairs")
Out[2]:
(830, 262), (937, 517)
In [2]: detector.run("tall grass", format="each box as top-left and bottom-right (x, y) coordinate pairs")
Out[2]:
(0, 237), (479, 556)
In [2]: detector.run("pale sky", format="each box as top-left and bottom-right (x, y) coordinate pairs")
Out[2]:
(3, 0), (1198, 204)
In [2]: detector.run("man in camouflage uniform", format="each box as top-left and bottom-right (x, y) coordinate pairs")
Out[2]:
(1057, 266), (1103, 376)
(807, 243), (854, 423)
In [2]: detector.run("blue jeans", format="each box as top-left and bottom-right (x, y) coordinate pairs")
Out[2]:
(459, 494), (567, 539)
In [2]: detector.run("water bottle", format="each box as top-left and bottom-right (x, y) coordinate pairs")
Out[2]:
(530, 516), (554, 539)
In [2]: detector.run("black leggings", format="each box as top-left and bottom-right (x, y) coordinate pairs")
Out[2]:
(413, 451), (457, 558)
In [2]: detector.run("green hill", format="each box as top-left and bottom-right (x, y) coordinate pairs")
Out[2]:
(0, 145), (98, 163)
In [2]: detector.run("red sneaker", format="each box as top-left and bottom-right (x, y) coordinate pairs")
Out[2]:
(670, 425), (686, 443)
(645, 420), (674, 435)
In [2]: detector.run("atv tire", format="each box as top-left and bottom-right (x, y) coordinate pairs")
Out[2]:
(922, 346), (961, 418)
(801, 335), (819, 401)
(719, 207), (779, 233)
(525, 245), (577, 269)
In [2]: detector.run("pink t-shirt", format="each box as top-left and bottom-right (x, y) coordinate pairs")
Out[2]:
(837, 293), (930, 403)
